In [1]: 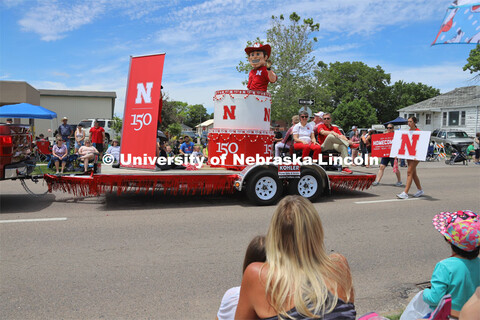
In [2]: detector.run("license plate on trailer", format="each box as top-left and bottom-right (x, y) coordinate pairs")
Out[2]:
(278, 165), (300, 178)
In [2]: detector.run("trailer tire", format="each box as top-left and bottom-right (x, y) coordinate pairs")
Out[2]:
(246, 170), (283, 206)
(288, 168), (323, 202)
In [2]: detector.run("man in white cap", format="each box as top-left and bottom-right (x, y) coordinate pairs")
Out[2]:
(310, 111), (324, 132)
(58, 116), (73, 151)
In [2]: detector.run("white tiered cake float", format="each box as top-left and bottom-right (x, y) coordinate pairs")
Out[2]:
(208, 90), (275, 169)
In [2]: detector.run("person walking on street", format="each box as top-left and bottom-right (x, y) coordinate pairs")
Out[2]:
(372, 125), (402, 186)
(397, 116), (423, 199)
(349, 126), (360, 165)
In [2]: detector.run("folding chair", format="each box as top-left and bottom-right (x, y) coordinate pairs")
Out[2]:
(35, 140), (52, 162)
(428, 294), (452, 320)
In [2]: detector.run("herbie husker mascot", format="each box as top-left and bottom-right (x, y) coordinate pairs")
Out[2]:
(245, 43), (277, 92)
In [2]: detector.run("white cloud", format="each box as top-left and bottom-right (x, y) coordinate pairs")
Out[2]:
(388, 63), (476, 93)
(18, 0), (106, 41)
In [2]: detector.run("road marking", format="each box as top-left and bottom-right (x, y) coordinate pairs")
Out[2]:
(0, 217), (68, 224)
(355, 198), (420, 204)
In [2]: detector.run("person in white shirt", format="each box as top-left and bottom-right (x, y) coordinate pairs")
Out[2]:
(293, 111), (322, 160)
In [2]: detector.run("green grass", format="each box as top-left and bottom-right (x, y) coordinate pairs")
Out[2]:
(32, 164), (78, 176)
(384, 310), (403, 320)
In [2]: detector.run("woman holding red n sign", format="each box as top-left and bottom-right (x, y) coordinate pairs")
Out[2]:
(396, 116), (423, 199)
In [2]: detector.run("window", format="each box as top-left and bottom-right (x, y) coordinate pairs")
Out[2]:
(448, 111), (459, 126)
(432, 129), (439, 137)
(447, 131), (468, 138)
(442, 112), (447, 126)
(404, 113), (407, 119)
(461, 111), (466, 126)
(439, 131), (446, 139)
(425, 114), (432, 125)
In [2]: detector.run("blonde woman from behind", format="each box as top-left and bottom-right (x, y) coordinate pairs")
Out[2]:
(235, 195), (355, 320)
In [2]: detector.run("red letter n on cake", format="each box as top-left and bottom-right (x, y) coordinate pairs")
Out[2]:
(223, 105), (236, 120)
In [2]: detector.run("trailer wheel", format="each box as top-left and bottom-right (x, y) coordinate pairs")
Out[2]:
(288, 168), (323, 202)
(246, 170), (283, 206)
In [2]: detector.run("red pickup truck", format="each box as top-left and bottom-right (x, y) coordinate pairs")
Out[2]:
(0, 124), (36, 180)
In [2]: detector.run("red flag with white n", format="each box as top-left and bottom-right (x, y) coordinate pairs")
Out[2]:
(120, 53), (165, 169)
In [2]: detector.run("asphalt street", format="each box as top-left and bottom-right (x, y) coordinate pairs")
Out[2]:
(1, 162), (479, 319)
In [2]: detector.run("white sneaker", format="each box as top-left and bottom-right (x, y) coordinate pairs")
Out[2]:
(372, 181), (379, 186)
(395, 181), (403, 187)
(414, 190), (424, 197)
(396, 192), (408, 199)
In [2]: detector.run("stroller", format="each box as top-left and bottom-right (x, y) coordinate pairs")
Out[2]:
(426, 143), (438, 162)
(445, 144), (468, 165)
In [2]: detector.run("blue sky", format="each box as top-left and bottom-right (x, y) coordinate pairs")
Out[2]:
(1, 0), (478, 116)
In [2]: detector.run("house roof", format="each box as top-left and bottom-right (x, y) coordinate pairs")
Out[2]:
(39, 89), (116, 98)
(398, 86), (480, 112)
(195, 119), (214, 127)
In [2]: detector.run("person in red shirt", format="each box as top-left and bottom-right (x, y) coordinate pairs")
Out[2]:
(89, 120), (105, 155)
(317, 113), (358, 174)
(245, 43), (277, 92)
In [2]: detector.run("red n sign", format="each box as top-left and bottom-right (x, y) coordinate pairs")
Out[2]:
(121, 53), (165, 169)
(264, 108), (270, 122)
(223, 105), (236, 120)
(398, 134), (420, 156)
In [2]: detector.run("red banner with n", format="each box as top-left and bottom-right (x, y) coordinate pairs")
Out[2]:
(120, 53), (165, 169)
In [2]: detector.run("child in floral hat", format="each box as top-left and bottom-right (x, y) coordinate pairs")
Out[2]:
(422, 210), (480, 318)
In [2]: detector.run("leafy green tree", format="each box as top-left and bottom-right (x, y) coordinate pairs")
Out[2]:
(314, 61), (391, 122)
(463, 43), (480, 79)
(385, 81), (440, 121)
(185, 104), (208, 128)
(167, 123), (182, 139)
(237, 13), (319, 121)
(331, 98), (378, 130)
(159, 99), (186, 131)
(112, 116), (123, 140)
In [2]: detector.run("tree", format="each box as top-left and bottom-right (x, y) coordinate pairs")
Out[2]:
(463, 43), (480, 80)
(385, 81), (440, 121)
(112, 116), (123, 141)
(331, 98), (378, 130)
(314, 61), (391, 122)
(237, 13), (319, 121)
(185, 104), (208, 128)
(166, 123), (182, 138)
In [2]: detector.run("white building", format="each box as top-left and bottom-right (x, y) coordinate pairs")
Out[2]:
(0, 81), (116, 138)
(398, 86), (480, 136)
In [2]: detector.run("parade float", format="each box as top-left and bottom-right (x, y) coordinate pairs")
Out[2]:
(44, 44), (375, 205)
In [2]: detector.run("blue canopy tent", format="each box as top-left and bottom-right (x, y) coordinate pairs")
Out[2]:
(0, 103), (57, 138)
(0, 103), (57, 119)
(383, 116), (408, 126)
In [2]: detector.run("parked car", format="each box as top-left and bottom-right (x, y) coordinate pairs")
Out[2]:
(430, 129), (473, 151)
(78, 119), (117, 145)
(181, 131), (198, 140)
(345, 128), (369, 138)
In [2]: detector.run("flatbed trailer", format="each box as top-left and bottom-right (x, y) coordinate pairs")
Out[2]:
(44, 164), (375, 205)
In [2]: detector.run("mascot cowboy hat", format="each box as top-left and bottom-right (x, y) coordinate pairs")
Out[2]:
(245, 43), (271, 58)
